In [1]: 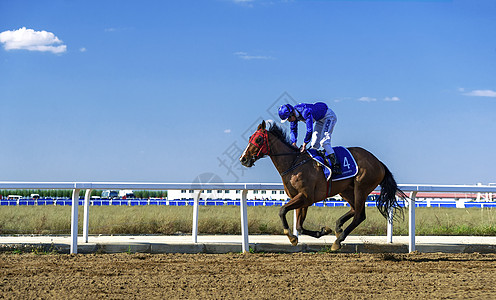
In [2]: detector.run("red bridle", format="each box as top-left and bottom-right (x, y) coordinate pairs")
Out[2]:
(248, 129), (270, 158)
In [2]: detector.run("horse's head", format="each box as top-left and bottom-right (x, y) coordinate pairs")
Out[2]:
(239, 120), (270, 167)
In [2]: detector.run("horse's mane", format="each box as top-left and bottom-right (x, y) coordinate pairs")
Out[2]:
(267, 122), (299, 151)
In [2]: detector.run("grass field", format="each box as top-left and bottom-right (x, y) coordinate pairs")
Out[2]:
(1, 205), (496, 236)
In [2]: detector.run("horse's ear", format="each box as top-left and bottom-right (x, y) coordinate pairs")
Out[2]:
(258, 120), (266, 130)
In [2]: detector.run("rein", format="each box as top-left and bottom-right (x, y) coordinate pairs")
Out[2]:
(280, 156), (311, 176)
(270, 152), (300, 157)
(249, 129), (311, 176)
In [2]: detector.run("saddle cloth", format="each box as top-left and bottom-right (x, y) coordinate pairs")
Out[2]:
(307, 146), (358, 182)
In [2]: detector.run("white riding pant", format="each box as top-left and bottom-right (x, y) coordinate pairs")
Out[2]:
(310, 109), (337, 156)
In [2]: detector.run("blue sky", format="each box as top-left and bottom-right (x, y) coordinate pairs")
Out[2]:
(1, 0), (495, 185)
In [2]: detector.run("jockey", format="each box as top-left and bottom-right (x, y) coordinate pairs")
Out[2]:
(278, 102), (341, 175)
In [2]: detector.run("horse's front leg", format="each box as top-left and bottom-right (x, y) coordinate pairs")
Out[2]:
(296, 207), (332, 238)
(279, 193), (307, 246)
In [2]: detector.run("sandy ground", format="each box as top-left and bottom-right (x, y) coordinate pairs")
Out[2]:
(1, 252), (496, 299)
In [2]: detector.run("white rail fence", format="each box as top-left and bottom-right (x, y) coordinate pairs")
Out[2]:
(1, 182), (496, 254)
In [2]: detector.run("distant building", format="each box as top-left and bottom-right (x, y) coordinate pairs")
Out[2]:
(167, 189), (343, 201)
(118, 190), (135, 199)
(167, 189), (290, 201)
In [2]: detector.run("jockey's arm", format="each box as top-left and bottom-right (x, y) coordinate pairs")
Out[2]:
(302, 109), (314, 145)
(290, 121), (298, 145)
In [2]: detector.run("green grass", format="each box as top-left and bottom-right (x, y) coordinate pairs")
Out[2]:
(1, 205), (496, 236)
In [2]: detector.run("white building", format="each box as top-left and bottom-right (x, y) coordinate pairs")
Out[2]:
(167, 189), (290, 201)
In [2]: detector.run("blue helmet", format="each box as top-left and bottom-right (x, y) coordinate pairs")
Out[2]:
(278, 104), (294, 121)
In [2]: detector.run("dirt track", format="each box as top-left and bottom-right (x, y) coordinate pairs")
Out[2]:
(1, 252), (496, 299)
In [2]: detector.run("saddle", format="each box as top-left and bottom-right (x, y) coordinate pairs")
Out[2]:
(307, 147), (358, 182)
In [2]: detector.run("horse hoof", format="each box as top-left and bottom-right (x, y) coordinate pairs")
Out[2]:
(331, 241), (341, 251)
(322, 226), (332, 235)
(283, 229), (299, 246)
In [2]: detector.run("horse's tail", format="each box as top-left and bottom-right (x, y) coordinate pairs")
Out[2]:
(376, 163), (407, 221)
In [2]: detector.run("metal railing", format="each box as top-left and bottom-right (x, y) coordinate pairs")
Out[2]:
(1, 181), (496, 254)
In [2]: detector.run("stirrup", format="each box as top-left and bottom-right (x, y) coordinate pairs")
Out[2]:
(327, 154), (342, 175)
(322, 154), (332, 169)
(332, 164), (342, 175)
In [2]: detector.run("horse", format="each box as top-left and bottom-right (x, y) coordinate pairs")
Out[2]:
(239, 120), (407, 251)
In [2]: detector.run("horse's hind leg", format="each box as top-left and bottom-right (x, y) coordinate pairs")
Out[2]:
(335, 189), (356, 238)
(331, 191), (367, 251)
(296, 207), (332, 238)
(335, 209), (354, 238)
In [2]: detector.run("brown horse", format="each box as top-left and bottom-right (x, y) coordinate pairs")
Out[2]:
(239, 120), (406, 251)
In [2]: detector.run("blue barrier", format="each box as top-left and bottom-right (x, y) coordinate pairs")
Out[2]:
(1, 198), (496, 208)
(114, 200), (129, 206)
(90, 200), (109, 206)
(0, 200), (16, 206)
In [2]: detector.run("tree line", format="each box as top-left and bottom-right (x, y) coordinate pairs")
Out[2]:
(0, 190), (167, 199)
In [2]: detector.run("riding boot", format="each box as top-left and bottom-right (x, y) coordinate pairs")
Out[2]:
(326, 153), (342, 175)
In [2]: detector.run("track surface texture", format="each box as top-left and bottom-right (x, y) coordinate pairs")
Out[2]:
(1, 252), (496, 299)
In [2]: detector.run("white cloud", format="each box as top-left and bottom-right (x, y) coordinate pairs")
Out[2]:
(384, 96), (400, 101)
(0, 27), (67, 54)
(231, 0), (291, 6)
(79, 47), (87, 52)
(463, 89), (496, 98)
(231, 0), (255, 6)
(358, 97), (377, 102)
(105, 27), (133, 33)
(224, 129), (232, 134)
(234, 51), (273, 60)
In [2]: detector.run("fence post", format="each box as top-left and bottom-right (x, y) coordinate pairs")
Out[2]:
(409, 191), (418, 252)
(192, 190), (202, 243)
(293, 210), (298, 237)
(83, 189), (92, 243)
(240, 189), (249, 253)
(71, 188), (80, 254)
(387, 206), (393, 243)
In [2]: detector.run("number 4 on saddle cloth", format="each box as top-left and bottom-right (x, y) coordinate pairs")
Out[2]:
(307, 147), (358, 182)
